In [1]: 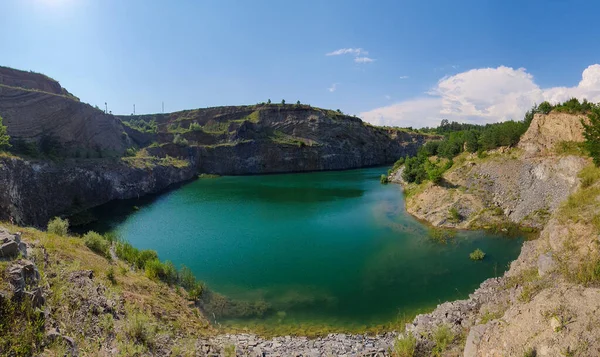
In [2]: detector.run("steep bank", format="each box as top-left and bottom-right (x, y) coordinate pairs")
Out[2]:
(0, 155), (195, 227)
(0, 66), (432, 226)
(391, 112), (600, 356)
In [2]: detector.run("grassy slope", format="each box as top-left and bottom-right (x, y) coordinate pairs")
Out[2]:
(0, 223), (212, 356)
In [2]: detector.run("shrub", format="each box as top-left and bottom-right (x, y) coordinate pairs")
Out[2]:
(106, 266), (116, 284)
(189, 122), (203, 132)
(582, 107), (600, 166)
(47, 217), (69, 236)
(125, 312), (155, 347)
(432, 325), (454, 356)
(448, 207), (462, 223)
(124, 147), (138, 157)
(469, 248), (486, 261)
(394, 333), (417, 357)
(0, 115), (10, 149)
(538, 101), (553, 114)
(380, 174), (389, 184)
(173, 134), (189, 146)
(136, 250), (158, 269)
(83, 231), (111, 259)
(145, 259), (165, 281)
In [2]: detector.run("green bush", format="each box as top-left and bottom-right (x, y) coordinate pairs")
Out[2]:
(83, 231), (111, 259)
(106, 266), (116, 285)
(380, 174), (389, 184)
(124, 147), (138, 157)
(173, 134), (189, 146)
(428, 228), (456, 244)
(448, 207), (462, 223)
(394, 333), (417, 357)
(189, 122), (203, 132)
(47, 217), (69, 236)
(582, 107), (600, 166)
(432, 324), (455, 356)
(0, 115), (10, 149)
(469, 248), (486, 261)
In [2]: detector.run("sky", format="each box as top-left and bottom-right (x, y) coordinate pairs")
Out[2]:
(1, 0), (600, 128)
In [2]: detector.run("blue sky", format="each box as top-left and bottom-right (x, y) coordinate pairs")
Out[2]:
(2, 0), (600, 127)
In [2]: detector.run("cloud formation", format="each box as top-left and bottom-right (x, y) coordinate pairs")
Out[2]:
(354, 57), (375, 63)
(326, 48), (367, 56)
(360, 64), (600, 128)
(326, 47), (375, 64)
(328, 83), (338, 92)
(399, 76), (409, 79)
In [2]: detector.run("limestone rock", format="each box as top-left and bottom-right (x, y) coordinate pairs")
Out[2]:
(537, 252), (556, 277)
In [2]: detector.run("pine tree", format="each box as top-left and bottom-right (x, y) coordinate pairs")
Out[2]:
(582, 107), (600, 166)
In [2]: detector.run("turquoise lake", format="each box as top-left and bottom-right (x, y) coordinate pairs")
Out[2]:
(87, 166), (523, 330)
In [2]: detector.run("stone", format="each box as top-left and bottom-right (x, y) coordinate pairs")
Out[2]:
(0, 241), (19, 257)
(464, 324), (488, 357)
(538, 252), (556, 277)
(24, 287), (45, 308)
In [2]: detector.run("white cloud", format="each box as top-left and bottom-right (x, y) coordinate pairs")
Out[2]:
(326, 47), (375, 64)
(328, 83), (338, 92)
(360, 64), (600, 128)
(354, 57), (375, 63)
(326, 48), (367, 56)
(385, 95), (391, 100)
(399, 76), (409, 79)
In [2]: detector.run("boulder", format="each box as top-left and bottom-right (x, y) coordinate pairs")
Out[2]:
(464, 324), (488, 357)
(537, 252), (556, 277)
(8, 259), (40, 294)
(0, 241), (19, 257)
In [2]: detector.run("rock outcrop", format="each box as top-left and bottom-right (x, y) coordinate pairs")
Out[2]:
(0, 66), (132, 158)
(388, 111), (600, 356)
(518, 112), (587, 155)
(0, 66), (432, 226)
(0, 156), (196, 226)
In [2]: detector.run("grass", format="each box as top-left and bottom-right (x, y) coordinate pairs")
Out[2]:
(393, 333), (417, 357)
(270, 130), (307, 147)
(559, 164), (600, 230)
(0, 298), (45, 356)
(122, 149), (189, 169)
(469, 248), (486, 261)
(198, 173), (220, 179)
(431, 324), (454, 357)
(554, 141), (588, 156)
(428, 228), (456, 244)
(0, 222), (212, 355)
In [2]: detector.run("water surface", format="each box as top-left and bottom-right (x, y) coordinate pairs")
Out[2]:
(87, 167), (522, 330)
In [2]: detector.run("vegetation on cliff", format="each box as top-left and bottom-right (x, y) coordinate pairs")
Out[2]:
(0, 115), (9, 149)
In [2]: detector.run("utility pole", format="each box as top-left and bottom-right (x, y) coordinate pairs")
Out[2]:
(104, 102), (107, 114)
(162, 101), (164, 113)
(133, 104), (136, 115)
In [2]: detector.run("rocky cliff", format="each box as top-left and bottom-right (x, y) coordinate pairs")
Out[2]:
(0, 67), (431, 226)
(389, 111), (600, 356)
(0, 66), (132, 158)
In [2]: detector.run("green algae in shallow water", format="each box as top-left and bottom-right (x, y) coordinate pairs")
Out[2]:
(84, 167), (523, 332)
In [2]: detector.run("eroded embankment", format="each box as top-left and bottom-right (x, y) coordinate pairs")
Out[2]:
(390, 112), (600, 356)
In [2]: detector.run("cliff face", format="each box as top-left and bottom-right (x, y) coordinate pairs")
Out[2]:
(518, 112), (587, 155)
(0, 156), (196, 226)
(0, 67), (431, 226)
(0, 66), (132, 158)
(123, 105), (431, 174)
(390, 112), (600, 356)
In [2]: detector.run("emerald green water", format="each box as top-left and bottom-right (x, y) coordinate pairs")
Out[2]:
(88, 167), (522, 330)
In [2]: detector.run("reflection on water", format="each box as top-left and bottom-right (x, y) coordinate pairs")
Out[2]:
(81, 167), (523, 329)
